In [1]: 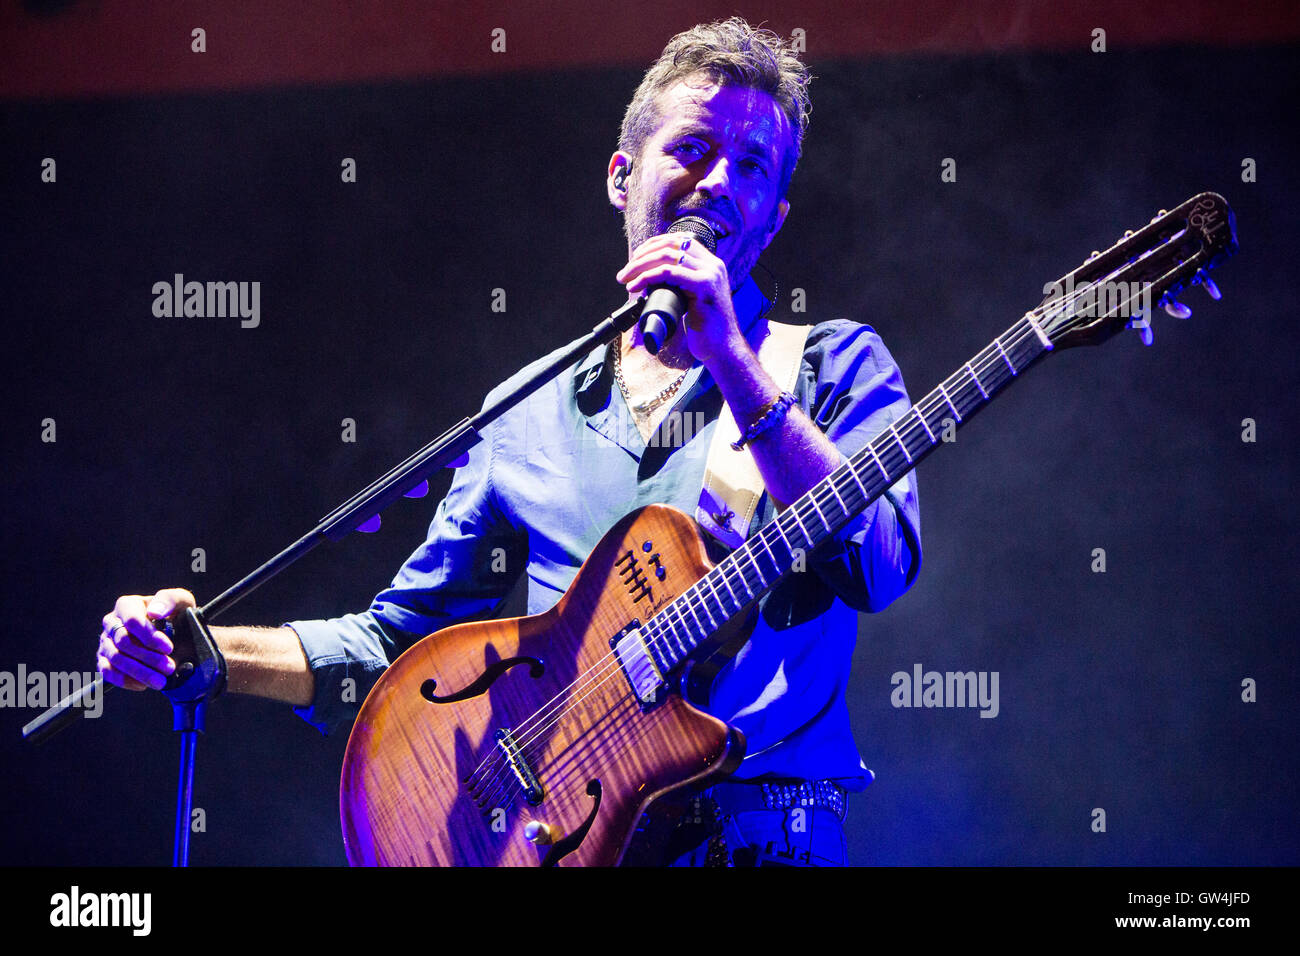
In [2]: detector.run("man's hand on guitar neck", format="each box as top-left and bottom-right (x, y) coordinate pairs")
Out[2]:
(98, 588), (315, 706)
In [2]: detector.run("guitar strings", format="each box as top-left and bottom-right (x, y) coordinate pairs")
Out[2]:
(467, 278), (1141, 813)
(464, 261), (1179, 811)
(465, 312), (1057, 812)
(465, 288), (1095, 812)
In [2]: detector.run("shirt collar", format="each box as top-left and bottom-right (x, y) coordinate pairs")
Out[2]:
(573, 275), (771, 401)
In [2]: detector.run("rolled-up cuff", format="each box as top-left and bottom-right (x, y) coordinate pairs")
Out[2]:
(284, 612), (396, 736)
(811, 499), (875, 565)
(811, 451), (884, 561)
(809, 460), (920, 613)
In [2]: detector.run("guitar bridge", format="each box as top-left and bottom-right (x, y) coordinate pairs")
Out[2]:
(610, 619), (665, 711)
(494, 727), (545, 806)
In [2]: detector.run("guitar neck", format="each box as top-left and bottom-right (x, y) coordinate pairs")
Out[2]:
(640, 312), (1056, 675)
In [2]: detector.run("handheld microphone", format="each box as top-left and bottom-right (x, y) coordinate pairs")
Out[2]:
(638, 216), (718, 355)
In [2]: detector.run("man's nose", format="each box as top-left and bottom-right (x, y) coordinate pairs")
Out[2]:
(696, 156), (733, 200)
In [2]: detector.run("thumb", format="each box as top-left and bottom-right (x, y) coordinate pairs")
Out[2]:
(146, 588), (197, 620)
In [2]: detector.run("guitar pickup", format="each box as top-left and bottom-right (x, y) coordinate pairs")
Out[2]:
(610, 620), (665, 711)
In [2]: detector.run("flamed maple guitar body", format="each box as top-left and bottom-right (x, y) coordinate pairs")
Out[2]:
(339, 505), (746, 867)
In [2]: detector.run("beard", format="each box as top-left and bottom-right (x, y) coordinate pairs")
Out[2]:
(622, 183), (776, 293)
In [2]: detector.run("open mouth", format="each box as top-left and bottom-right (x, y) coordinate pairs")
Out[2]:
(703, 218), (731, 239)
(674, 211), (732, 240)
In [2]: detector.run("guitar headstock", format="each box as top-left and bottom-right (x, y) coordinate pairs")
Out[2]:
(1035, 192), (1238, 349)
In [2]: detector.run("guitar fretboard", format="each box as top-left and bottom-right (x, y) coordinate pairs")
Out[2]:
(640, 312), (1054, 675)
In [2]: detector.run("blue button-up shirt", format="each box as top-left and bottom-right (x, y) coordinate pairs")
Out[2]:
(288, 277), (921, 789)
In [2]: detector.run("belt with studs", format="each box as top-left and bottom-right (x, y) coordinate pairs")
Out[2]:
(709, 779), (848, 821)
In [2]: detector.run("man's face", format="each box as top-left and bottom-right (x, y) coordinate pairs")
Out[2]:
(611, 76), (793, 291)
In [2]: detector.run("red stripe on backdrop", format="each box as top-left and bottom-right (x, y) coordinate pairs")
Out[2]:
(1, 0), (1297, 101)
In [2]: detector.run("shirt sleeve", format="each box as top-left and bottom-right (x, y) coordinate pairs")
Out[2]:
(285, 416), (526, 735)
(761, 319), (922, 626)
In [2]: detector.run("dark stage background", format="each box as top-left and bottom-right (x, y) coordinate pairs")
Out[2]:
(2, 3), (1297, 866)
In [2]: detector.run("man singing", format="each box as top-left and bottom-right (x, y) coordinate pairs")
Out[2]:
(98, 18), (921, 866)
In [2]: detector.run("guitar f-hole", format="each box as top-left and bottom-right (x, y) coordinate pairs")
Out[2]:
(420, 656), (546, 704)
(541, 780), (602, 867)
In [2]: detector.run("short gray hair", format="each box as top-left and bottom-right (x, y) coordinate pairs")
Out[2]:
(618, 18), (812, 196)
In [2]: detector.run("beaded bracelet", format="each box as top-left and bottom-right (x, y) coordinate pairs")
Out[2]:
(732, 391), (797, 450)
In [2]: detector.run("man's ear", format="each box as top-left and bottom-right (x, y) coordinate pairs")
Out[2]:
(607, 152), (634, 212)
(760, 198), (791, 252)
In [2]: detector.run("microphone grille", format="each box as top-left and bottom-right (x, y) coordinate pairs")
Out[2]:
(667, 216), (718, 255)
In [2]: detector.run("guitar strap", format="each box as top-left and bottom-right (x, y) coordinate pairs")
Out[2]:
(696, 320), (811, 549)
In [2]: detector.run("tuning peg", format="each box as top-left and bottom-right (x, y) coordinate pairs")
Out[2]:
(357, 514), (382, 533)
(1150, 208), (1168, 223)
(1162, 298), (1192, 319)
(1196, 271), (1222, 300)
(1127, 315), (1154, 346)
(403, 480), (429, 498)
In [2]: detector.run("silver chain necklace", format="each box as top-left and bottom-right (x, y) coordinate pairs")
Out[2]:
(612, 342), (690, 416)
(609, 282), (777, 417)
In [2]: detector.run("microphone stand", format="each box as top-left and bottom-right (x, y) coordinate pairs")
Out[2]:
(22, 294), (646, 865)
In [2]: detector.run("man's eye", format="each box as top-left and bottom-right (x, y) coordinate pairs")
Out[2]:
(672, 142), (705, 159)
(742, 158), (770, 177)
